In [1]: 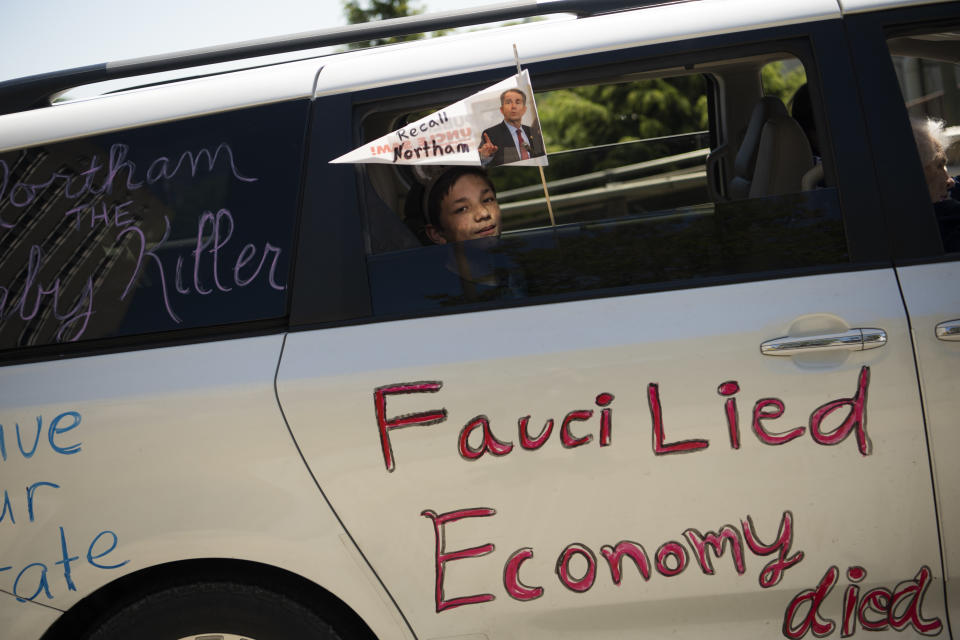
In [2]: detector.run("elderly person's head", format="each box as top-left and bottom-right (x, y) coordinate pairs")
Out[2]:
(912, 117), (955, 202)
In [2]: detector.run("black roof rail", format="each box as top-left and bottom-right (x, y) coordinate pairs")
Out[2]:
(0, 0), (684, 117)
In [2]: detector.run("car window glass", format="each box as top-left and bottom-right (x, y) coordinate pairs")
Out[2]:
(888, 29), (960, 253)
(0, 102), (305, 352)
(358, 52), (848, 318)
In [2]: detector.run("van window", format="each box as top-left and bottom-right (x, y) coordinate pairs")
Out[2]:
(491, 74), (710, 230)
(0, 101), (306, 352)
(761, 59), (808, 102)
(888, 29), (960, 253)
(359, 52), (846, 317)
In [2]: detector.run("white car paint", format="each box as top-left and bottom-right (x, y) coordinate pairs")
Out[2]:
(0, 59), (322, 154)
(277, 268), (946, 639)
(0, 336), (412, 640)
(897, 261), (960, 627)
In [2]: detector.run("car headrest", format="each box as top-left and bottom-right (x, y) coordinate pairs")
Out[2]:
(749, 114), (815, 198)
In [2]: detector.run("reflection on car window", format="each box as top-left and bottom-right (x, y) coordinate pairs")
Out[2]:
(360, 53), (848, 318)
(490, 75), (710, 229)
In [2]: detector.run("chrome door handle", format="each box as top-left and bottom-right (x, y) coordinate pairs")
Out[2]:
(936, 319), (960, 341)
(760, 328), (887, 356)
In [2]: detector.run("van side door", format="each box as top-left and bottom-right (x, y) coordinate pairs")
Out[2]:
(278, 11), (948, 639)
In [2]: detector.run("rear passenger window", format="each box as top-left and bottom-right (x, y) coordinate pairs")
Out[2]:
(887, 28), (960, 253)
(0, 102), (306, 351)
(358, 50), (847, 317)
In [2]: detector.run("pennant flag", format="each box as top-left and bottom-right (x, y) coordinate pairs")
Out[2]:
(331, 69), (548, 168)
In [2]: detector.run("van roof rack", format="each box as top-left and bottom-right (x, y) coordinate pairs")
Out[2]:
(0, 0), (685, 117)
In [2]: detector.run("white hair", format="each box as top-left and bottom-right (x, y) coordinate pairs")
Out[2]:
(911, 116), (949, 165)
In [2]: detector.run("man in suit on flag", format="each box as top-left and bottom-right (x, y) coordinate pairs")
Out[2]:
(478, 88), (545, 167)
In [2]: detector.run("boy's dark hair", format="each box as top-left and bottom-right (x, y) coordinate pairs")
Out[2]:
(425, 167), (497, 228)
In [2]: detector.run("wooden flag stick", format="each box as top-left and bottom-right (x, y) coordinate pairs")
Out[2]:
(513, 44), (556, 227)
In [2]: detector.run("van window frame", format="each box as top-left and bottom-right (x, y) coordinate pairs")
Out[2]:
(292, 18), (890, 330)
(845, 1), (960, 264)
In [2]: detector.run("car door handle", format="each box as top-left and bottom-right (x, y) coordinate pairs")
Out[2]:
(936, 319), (960, 341)
(760, 328), (887, 356)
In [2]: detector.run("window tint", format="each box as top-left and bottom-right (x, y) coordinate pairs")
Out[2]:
(0, 101), (306, 351)
(489, 75), (710, 229)
(888, 30), (960, 253)
(360, 51), (847, 318)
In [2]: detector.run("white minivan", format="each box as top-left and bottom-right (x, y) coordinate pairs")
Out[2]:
(0, 1), (957, 639)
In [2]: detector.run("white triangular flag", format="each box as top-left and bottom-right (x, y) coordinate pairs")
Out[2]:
(331, 70), (548, 168)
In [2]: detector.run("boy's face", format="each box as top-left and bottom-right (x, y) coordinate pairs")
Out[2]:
(427, 173), (501, 244)
(500, 91), (527, 127)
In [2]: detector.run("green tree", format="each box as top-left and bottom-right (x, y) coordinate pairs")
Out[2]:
(761, 60), (807, 104)
(538, 76), (709, 153)
(343, 0), (427, 49)
(489, 75), (710, 194)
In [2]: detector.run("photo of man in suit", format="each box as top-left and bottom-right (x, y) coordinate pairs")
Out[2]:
(478, 88), (545, 167)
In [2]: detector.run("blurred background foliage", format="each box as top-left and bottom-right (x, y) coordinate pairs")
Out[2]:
(537, 76), (710, 153)
(343, 0), (428, 48)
